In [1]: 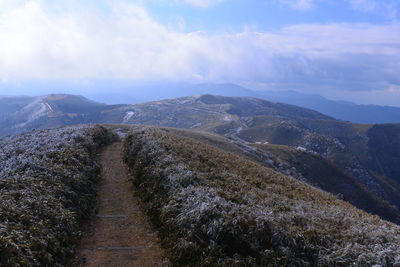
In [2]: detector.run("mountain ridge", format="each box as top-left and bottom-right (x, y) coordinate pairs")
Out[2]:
(2, 124), (400, 265)
(5, 83), (400, 124)
(123, 126), (400, 265)
(2, 93), (400, 225)
(79, 82), (400, 123)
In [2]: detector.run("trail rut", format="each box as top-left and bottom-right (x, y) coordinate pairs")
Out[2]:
(73, 142), (167, 267)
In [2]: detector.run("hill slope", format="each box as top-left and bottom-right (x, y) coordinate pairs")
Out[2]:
(1, 123), (400, 265)
(82, 82), (400, 124)
(111, 95), (400, 218)
(2, 94), (400, 221)
(152, 127), (400, 223)
(0, 93), (325, 139)
(0, 95), (107, 136)
(123, 127), (400, 266)
(252, 143), (400, 223)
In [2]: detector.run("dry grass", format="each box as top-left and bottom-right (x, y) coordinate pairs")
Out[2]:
(123, 127), (400, 266)
(0, 126), (116, 266)
(252, 143), (400, 224)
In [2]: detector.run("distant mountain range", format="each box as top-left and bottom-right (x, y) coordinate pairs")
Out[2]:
(0, 93), (330, 136)
(81, 83), (400, 124)
(259, 89), (400, 124)
(4, 83), (400, 124)
(2, 93), (400, 225)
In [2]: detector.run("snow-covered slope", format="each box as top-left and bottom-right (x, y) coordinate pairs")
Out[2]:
(0, 94), (106, 136)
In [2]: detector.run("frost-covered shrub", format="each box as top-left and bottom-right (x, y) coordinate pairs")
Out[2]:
(123, 127), (400, 266)
(0, 125), (115, 266)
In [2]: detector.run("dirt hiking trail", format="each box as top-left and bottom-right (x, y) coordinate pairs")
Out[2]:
(73, 142), (168, 267)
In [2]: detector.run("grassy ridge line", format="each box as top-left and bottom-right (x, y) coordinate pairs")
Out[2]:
(123, 127), (400, 266)
(0, 126), (116, 266)
(155, 127), (400, 225)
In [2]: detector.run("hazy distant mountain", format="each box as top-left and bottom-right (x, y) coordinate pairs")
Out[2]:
(0, 92), (331, 135)
(85, 82), (400, 124)
(260, 90), (400, 124)
(86, 82), (259, 104)
(4, 82), (400, 124)
(101, 94), (331, 128)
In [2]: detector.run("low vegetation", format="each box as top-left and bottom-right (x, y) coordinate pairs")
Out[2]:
(123, 127), (400, 266)
(163, 127), (400, 224)
(0, 125), (115, 266)
(253, 143), (400, 224)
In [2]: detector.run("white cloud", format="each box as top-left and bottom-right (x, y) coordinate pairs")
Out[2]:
(0, 0), (25, 9)
(0, 0), (399, 95)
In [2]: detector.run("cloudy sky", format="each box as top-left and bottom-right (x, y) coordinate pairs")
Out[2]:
(0, 0), (399, 105)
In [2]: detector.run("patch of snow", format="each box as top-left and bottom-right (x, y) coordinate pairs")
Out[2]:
(235, 127), (243, 134)
(122, 111), (135, 123)
(296, 146), (307, 152)
(222, 116), (233, 122)
(44, 102), (53, 112)
(190, 123), (202, 129)
(12, 99), (50, 129)
(30, 103), (47, 120)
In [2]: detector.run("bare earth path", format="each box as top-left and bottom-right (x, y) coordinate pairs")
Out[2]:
(73, 142), (168, 267)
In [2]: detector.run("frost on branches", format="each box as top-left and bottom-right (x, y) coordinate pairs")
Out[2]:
(0, 125), (114, 266)
(123, 127), (400, 266)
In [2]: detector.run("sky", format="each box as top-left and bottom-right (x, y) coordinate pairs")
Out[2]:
(0, 0), (399, 105)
